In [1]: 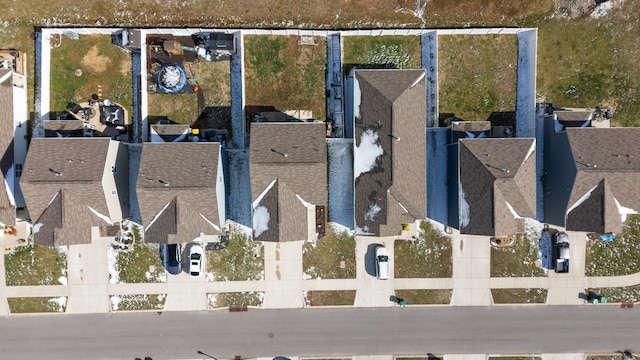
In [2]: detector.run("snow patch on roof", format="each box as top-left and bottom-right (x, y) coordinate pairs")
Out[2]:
(145, 201), (171, 232)
(4, 164), (15, 207)
(524, 139), (536, 162)
(252, 179), (277, 208)
(364, 203), (381, 221)
(567, 184), (599, 215)
(615, 197), (638, 223)
(505, 201), (521, 219)
(253, 206), (270, 238)
(354, 129), (384, 179)
(88, 205), (113, 225)
(459, 183), (470, 228)
(296, 194), (311, 208)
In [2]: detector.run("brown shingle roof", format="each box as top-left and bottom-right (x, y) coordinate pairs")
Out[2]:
(151, 124), (191, 142)
(0, 69), (15, 225)
(21, 138), (115, 246)
(565, 128), (640, 233)
(354, 69), (427, 236)
(136, 142), (223, 244)
(252, 179), (308, 242)
(249, 122), (327, 241)
(554, 110), (592, 122)
(459, 138), (536, 236)
(44, 120), (84, 138)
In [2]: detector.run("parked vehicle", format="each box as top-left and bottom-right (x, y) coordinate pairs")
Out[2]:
(167, 244), (181, 275)
(376, 246), (390, 280)
(553, 232), (570, 273)
(189, 244), (203, 277)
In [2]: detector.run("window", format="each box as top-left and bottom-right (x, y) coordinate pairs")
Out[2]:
(15, 164), (22, 177)
(112, 165), (117, 173)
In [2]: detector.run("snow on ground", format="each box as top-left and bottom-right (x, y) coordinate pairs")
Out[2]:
(354, 129), (383, 179)
(525, 218), (548, 273)
(207, 293), (217, 308)
(327, 139), (354, 229)
(591, 0), (616, 18)
(106, 244), (119, 284)
(48, 296), (67, 312)
(58, 276), (67, 285)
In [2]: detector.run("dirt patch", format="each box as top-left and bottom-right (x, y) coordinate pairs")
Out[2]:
(81, 45), (111, 73)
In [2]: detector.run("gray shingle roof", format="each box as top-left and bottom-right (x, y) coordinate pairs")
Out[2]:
(151, 124), (191, 142)
(249, 122), (327, 242)
(353, 69), (427, 236)
(0, 69), (15, 226)
(459, 138), (536, 236)
(20, 138), (115, 246)
(136, 142), (223, 244)
(45, 120), (84, 138)
(565, 128), (640, 233)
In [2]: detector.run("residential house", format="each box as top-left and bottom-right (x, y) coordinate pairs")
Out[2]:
(352, 69), (426, 236)
(150, 124), (191, 142)
(544, 127), (640, 234)
(136, 142), (225, 244)
(458, 138), (536, 237)
(20, 138), (129, 246)
(0, 68), (15, 226)
(249, 122), (327, 242)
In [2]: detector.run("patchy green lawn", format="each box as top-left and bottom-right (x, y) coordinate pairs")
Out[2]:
(491, 229), (546, 277)
(207, 292), (264, 308)
(586, 215), (640, 276)
(394, 221), (452, 278)
(108, 225), (166, 284)
(489, 357), (542, 360)
(110, 294), (166, 311)
(206, 227), (264, 281)
(535, 7), (640, 127)
(438, 34), (518, 121)
(395, 289), (452, 305)
(49, 34), (132, 114)
(491, 288), (548, 304)
(147, 93), (199, 125)
(304, 290), (356, 306)
(244, 35), (327, 120)
(303, 225), (356, 280)
(586, 354), (637, 360)
(586, 285), (640, 303)
(343, 35), (422, 74)
(4, 245), (67, 286)
(7, 297), (67, 313)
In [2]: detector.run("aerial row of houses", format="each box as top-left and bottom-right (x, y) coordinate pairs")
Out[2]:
(2, 61), (639, 247)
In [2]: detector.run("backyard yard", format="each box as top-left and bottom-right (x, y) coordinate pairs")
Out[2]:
(394, 221), (452, 278)
(438, 34), (518, 122)
(342, 35), (422, 75)
(49, 33), (132, 115)
(147, 59), (231, 126)
(303, 224), (356, 280)
(244, 35), (327, 120)
(4, 245), (67, 286)
(206, 227), (264, 281)
(586, 215), (640, 276)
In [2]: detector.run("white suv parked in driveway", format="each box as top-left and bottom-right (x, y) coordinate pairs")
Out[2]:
(189, 244), (203, 277)
(376, 246), (390, 280)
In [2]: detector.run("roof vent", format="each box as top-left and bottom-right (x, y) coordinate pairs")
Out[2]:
(159, 179), (171, 186)
(49, 168), (63, 176)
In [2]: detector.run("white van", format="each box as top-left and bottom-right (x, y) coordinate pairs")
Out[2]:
(376, 246), (390, 280)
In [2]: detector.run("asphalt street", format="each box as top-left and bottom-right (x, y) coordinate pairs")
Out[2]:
(1, 306), (639, 359)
